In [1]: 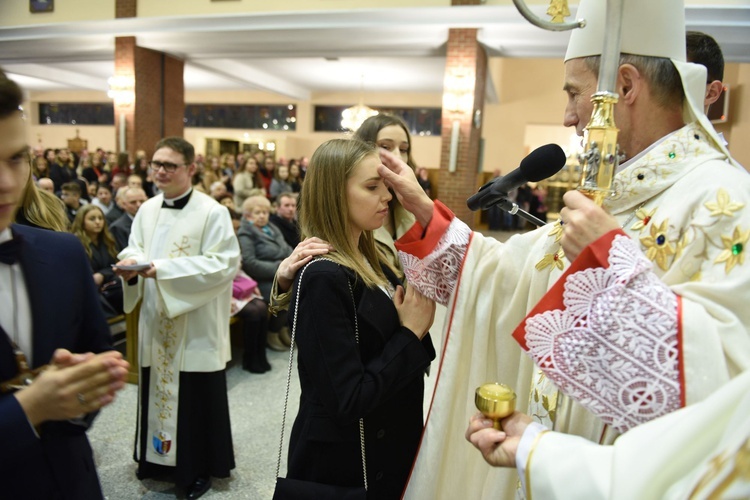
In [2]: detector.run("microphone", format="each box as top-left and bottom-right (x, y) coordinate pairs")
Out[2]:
(467, 144), (566, 211)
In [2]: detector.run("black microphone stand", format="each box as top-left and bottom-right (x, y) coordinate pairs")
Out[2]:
(492, 198), (546, 227)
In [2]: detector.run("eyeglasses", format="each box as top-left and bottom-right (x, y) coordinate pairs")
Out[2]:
(150, 161), (184, 173)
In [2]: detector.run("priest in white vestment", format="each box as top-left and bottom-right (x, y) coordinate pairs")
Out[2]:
(375, 1), (750, 498)
(115, 137), (240, 499)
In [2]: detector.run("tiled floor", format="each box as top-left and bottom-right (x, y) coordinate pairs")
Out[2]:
(88, 229), (523, 499)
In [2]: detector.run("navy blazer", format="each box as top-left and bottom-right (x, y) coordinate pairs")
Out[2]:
(286, 259), (435, 499)
(0, 224), (112, 499)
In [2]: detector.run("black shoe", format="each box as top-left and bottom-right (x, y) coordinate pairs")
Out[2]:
(244, 363), (267, 374)
(186, 476), (211, 499)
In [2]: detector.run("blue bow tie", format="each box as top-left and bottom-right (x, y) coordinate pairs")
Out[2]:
(0, 235), (23, 265)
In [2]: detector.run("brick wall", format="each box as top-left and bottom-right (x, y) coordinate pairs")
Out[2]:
(438, 28), (487, 228)
(114, 38), (185, 158)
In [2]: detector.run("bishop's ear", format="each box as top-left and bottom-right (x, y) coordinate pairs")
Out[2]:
(704, 80), (724, 108)
(617, 64), (643, 105)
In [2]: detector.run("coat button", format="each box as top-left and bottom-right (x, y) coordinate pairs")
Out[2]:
(375, 471), (384, 481)
(376, 429), (386, 439)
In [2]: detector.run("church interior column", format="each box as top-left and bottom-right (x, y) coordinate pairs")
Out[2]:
(438, 22), (488, 228)
(113, 0), (185, 159)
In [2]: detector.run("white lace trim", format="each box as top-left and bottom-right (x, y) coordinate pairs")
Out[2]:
(398, 217), (472, 306)
(524, 234), (680, 433)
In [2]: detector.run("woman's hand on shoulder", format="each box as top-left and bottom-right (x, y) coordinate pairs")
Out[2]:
(276, 237), (335, 291)
(393, 284), (435, 340)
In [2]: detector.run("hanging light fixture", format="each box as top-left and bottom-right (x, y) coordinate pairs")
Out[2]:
(341, 75), (378, 132)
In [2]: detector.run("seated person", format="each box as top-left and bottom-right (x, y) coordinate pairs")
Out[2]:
(216, 193), (238, 214)
(109, 187), (147, 250)
(238, 195), (292, 351)
(37, 177), (55, 194)
(210, 180), (228, 200)
(71, 205), (123, 318)
(61, 181), (83, 223)
(231, 266), (271, 373)
(91, 184), (115, 215)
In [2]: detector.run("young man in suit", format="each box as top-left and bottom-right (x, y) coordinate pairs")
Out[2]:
(0, 71), (130, 499)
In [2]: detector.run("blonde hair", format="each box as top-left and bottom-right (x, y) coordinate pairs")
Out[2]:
(300, 138), (394, 288)
(71, 204), (118, 259)
(21, 171), (69, 232)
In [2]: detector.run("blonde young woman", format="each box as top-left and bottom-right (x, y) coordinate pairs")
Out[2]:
(232, 156), (264, 208)
(269, 113), (420, 314)
(278, 138), (435, 498)
(31, 156), (50, 180)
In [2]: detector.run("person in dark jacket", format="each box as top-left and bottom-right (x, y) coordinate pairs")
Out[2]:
(0, 70), (129, 500)
(238, 194), (293, 350)
(282, 138), (436, 499)
(269, 192), (300, 248)
(71, 204), (123, 317)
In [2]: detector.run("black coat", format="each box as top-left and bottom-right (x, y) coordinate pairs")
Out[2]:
(109, 213), (133, 251)
(0, 224), (112, 499)
(286, 260), (435, 499)
(269, 213), (300, 248)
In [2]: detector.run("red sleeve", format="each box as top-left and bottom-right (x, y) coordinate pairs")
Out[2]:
(394, 200), (455, 259)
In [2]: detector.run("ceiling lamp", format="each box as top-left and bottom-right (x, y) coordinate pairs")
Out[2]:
(341, 75), (378, 132)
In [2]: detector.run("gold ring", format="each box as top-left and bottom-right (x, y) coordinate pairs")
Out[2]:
(77, 393), (86, 405)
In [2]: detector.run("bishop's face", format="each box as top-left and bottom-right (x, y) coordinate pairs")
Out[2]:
(562, 58), (598, 137)
(0, 111), (28, 232)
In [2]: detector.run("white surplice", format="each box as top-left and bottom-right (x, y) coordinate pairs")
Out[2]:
(526, 369), (750, 499)
(396, 122), (750, 499)
(119, 190), (239, 466)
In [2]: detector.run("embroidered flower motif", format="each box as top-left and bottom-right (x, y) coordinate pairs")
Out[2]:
(536, 248), (565, 271)
(548, 220), (564, 242)
(714, 226), (750, 273)
(640, 220), (675, 271)
(704, 189), (745, 218)
(631, 207), (657, 232)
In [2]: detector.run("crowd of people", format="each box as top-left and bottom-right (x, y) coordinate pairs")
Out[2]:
(12, 125), (318, 497)
(2, 3), (749, 498)
(25, 141), (308, 326)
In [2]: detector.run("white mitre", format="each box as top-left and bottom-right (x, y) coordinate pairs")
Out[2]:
(564, 0), (736, 166)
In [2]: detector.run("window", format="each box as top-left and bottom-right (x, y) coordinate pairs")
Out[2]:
(38, 103), (114, 125)
(314, 106), (442, 136)
(185, 104), (296, 130)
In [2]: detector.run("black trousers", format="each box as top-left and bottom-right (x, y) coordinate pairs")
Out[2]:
(135, 368), (235, 487)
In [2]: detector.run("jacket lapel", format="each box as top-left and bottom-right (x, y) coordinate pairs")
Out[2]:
(352, 265), (401, 343)
(12, 225), (54, 368)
